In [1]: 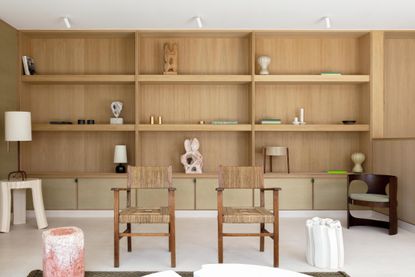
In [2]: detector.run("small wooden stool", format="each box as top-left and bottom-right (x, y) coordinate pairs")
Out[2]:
(0, 178), (47, 232)
(43, 227), (85, 277)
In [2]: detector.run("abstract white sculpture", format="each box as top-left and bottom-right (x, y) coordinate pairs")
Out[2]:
(351, 152), (365, 173)
(306, 217), (344, 269)
(110, 101), (123, 124)
(180, 138), (203, 174)
(257, 55), (271, 75)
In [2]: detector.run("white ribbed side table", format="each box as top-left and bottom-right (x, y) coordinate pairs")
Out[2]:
(0, 178), (48, 233)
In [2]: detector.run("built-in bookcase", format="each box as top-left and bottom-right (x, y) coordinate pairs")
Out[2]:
(18, 30), (376, 178)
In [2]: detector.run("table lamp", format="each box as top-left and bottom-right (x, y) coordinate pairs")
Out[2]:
(114, 145), (127, 173)
(5, 111), (32, 180)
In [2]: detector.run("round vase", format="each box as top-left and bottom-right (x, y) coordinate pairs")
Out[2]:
(257, 55), (271, 75)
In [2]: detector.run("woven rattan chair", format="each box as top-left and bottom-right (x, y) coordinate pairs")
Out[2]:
(347, 173), (398, 235)
(217, 165), (281, 267)
(112, 166), (176, 267)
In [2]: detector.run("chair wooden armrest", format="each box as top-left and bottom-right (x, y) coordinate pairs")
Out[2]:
(216, 187), (225, 192)
(260, 187), (281, 191)
(168, 187), (176, 192)
(111, 187), (132, 191)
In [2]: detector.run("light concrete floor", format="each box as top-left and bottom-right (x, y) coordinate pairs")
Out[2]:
(0, 216), (414, 277)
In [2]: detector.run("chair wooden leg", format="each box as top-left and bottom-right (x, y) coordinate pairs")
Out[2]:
(260, 223), (265, 252)
(127, 223), (132, 252)
(218, 218), (223, 263)
(273, 220), (279, 267)
(169, 221), (176, 267)
(389, 204), (398, 235)
(114, 223), (120, 267)
(347, 201), (352, 229)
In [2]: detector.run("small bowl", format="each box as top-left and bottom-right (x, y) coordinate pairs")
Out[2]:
(342, 120), (356, 125)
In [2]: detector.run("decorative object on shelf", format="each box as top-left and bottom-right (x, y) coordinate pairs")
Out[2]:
(158, 116), (163, 125)
(86, 119), (95, 124)
(263, 146), (290, 173)
(199, 120), (205, 124)
(22, 56), (36, 75)
(257, 55), (271, 75)
(163, 43), (178, 75)
(180, 138), (203, 174)
(211, 120), (239, 125)
(77, 119), (86, 124)
(110, 101), (124, 124)
(5, 111), (32, 180)
(42, 227), (85, 277)
(260, 118), (281, 125)
(150, 116), (155, 125)
(306, 217), (344, 269)
(49, 121), (72, 124)
(292, 117), (300, 125)
(299, 108), (305, 124)
(114, 145), (128, 173)
(342, 120), (356, 125)
(351, 152), (365, 173)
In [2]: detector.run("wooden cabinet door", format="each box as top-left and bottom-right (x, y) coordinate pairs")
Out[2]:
(28, 179), (77, 210)
(255, 178), (312, 210)
(313, 178), (347, 210)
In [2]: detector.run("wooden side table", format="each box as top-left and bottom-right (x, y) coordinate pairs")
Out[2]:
(0, 178), (48, 233)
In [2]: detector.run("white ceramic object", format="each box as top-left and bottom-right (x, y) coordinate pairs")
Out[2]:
(257, 55), (271, 75)
(292, 117), (300, 125)
(305, 217), (344, 269)
(351, 152), (365, 173)
(299, 108), (305, 124)
(180, 138), (203, 174)
(110, 101), (123, 124)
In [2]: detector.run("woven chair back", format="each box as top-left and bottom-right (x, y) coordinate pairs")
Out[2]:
(218, 166), (264, 189)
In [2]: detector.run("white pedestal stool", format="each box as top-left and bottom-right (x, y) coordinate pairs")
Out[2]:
(0, 178), (48, 233)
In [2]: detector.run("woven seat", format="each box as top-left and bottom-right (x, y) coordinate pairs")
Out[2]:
(223, 207), (274, 223)
(119, 207), (170, 224)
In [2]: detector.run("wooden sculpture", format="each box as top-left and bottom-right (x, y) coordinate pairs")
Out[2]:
(163, 43), (178, 75)
(180, 138), (203, 173)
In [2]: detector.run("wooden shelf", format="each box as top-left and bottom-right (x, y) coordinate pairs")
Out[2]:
(137, 124), (252, 132)
(264, 172), (349, 179)
(21, 75), (135, 83)
(254, 75), (370, 84)
(28, 171), (347, 179)
(255, 124), (370, 132)
(28, 172), (127, 178)
(32, 124), (135, 132)
(138, 75), (251, 84)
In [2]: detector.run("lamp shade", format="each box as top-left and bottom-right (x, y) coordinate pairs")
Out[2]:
(114, 145), (127, 163)
(5, 111), (32, 141)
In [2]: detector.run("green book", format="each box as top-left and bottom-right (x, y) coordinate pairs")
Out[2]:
(327, 170), (348, 174)
(211, 120), (239, 125)
(321, 72), (342, 75)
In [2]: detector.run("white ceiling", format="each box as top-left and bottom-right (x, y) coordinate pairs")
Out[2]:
(1, 0), (415, 30)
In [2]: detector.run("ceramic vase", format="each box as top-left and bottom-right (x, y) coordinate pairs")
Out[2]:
(351, 152), (365, 173)
(257, 55), (271, 75)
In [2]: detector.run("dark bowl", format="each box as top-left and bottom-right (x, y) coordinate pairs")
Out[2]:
(342, 120), (356, 125)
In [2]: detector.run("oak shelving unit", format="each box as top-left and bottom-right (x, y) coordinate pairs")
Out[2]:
(18, 30), (373, 179)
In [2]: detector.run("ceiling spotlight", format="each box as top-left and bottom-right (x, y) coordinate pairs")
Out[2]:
(63, 17), (71, 29)
(194, 16), (203, 28)
(323, 16), (331, 29)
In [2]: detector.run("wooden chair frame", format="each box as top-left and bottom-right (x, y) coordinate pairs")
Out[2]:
(347, 173), (398, 235)
(217, 166), (281, 267)
(112, 166), (176, 267)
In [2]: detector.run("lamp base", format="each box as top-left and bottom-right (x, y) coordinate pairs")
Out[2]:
(8, 170), (27, 181)
(115, 164), (126, 173)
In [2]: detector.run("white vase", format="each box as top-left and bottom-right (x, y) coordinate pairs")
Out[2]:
(351, 152), (365, 173)
(257, 55), (271, 75)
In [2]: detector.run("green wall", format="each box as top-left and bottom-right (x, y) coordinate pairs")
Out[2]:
(0, 20), (17, 178)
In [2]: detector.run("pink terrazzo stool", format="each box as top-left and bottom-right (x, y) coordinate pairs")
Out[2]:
(42, 226), (85, 277)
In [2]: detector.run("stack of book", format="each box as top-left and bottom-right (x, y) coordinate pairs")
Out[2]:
(260, 118), (282, 125)
(320, 72), (342, 76)
(211, 120), (239, 125)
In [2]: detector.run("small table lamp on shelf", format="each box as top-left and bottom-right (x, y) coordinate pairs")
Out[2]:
(5, 111), (32, 180)
(114, 145), (127, 173)
(263, 146), (290, 173)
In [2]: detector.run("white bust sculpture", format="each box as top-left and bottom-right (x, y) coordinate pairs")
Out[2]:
(180, 138), (203, 174)
(110, 101), (124, 124)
